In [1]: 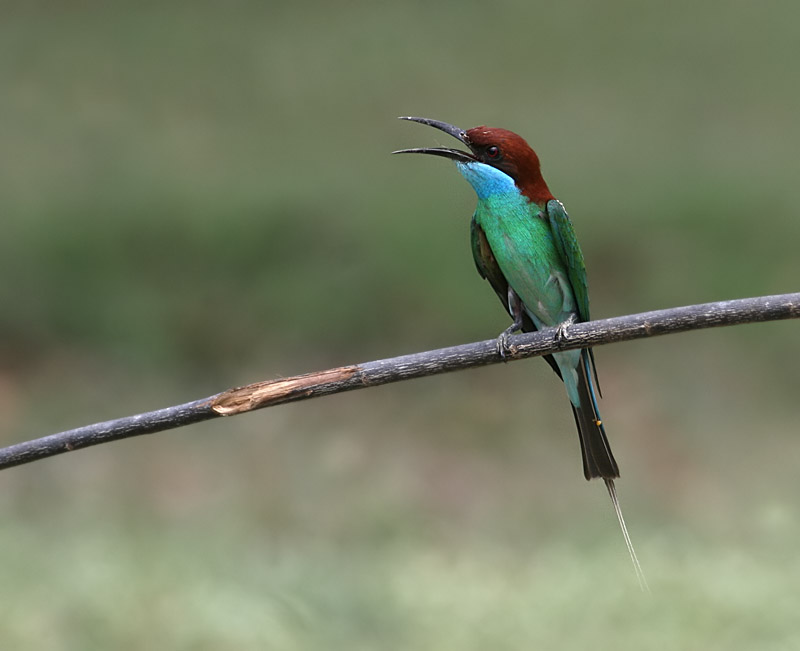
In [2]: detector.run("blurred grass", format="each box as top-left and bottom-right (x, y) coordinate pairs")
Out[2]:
(3, 513), (800, 650)
(1, 0), (800, 648)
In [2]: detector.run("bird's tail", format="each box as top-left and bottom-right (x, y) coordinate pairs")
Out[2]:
(606, 478), (649, 592)
(570, 351), (647, 590)
(571, 350), (619, 480)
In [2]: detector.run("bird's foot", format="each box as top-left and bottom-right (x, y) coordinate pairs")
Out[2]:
(555, 314), (577, 346)
(498, 287), (524, 360)
(496, 323), (521, 360)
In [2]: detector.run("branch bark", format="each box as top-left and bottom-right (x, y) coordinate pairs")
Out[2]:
(1, 292), (798, 472)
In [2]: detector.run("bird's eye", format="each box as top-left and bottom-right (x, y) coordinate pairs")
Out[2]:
(486, 146), (500, 159)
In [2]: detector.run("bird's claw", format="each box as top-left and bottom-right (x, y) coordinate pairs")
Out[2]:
(555, 314), (577, 345)
(496, 327), (520, 361)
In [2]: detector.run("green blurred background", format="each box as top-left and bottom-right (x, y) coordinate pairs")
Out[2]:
(2, 0), (799, 648)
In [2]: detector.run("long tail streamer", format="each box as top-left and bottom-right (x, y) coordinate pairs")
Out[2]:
(605, 478), (649, 592)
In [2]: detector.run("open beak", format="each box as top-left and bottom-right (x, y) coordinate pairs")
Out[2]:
(392, 116), (477, 163)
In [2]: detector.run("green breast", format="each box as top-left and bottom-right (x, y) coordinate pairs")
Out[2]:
(474, 193), (576, 327)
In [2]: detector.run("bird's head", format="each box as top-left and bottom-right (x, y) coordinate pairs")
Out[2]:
(393, 117), (553, 204)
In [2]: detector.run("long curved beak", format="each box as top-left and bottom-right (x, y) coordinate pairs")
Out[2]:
(392, 116), (476, 163)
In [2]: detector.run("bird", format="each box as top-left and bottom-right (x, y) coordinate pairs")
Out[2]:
(394, 117), (646, 589)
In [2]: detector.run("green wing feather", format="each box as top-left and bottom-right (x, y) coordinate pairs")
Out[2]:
(470, 217), (491, 281)
(545, 199), (590, 323)
(470, 217), (507, 295)
(545, 199), (602, 394)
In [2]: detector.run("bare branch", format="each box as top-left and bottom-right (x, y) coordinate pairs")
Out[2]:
(1, 292), (798, 472)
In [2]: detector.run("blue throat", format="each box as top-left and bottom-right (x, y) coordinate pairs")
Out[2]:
(455, 161), (519, 200)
